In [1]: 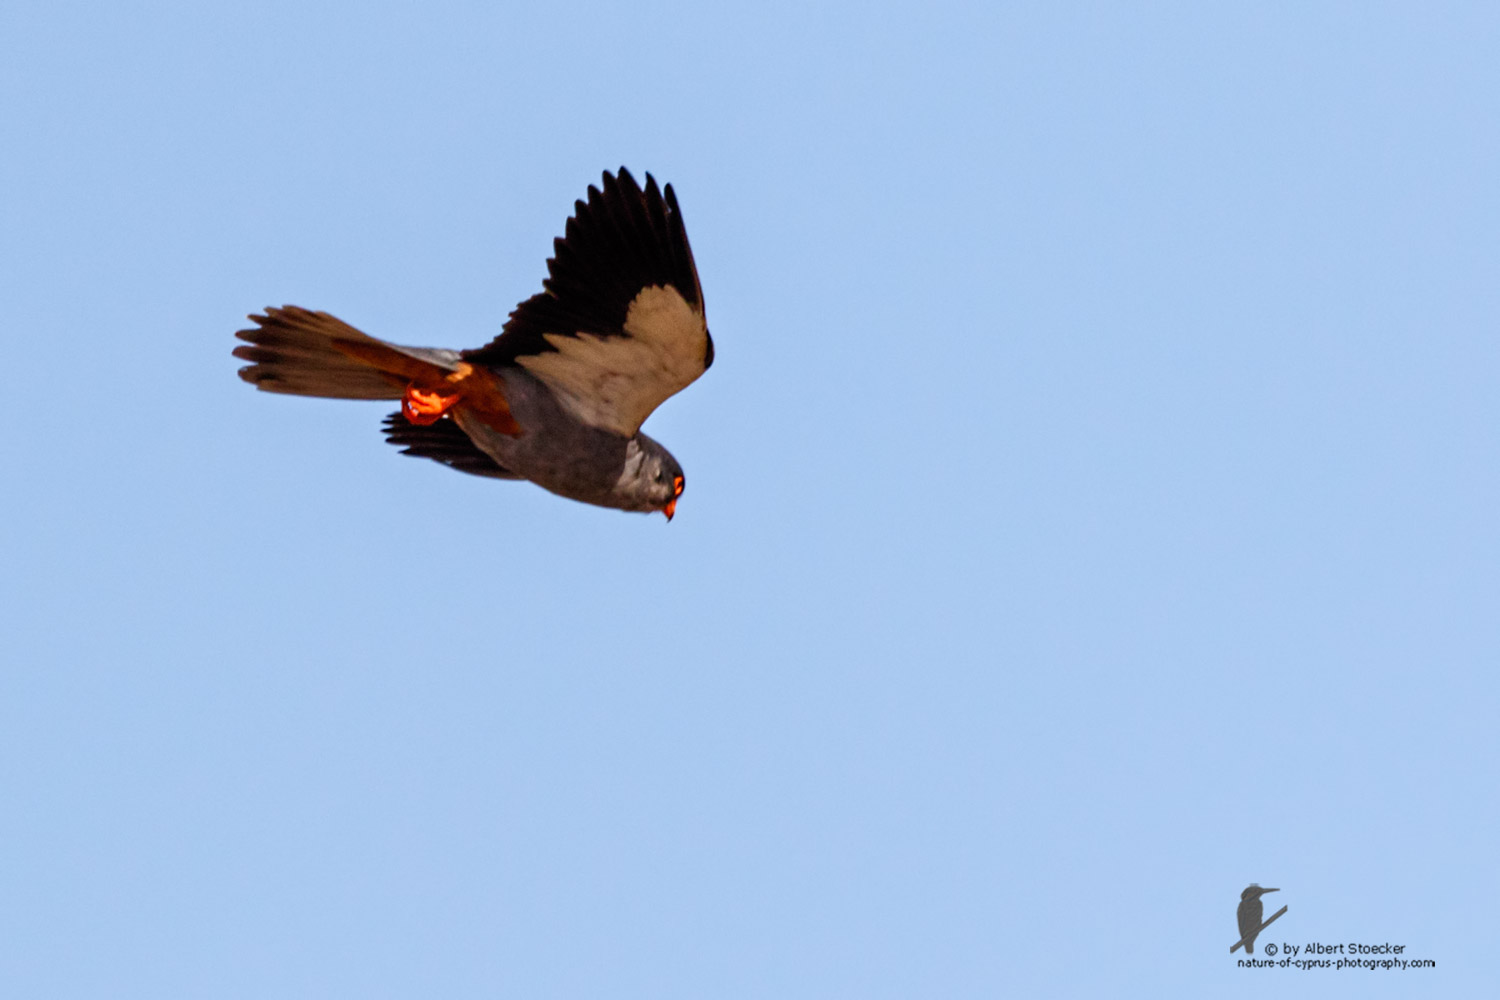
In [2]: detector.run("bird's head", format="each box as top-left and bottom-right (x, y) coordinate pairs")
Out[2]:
(1241, 885), (1279, 901)
(619, 435), (686, 519)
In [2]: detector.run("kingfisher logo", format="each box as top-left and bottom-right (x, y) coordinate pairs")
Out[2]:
(1231, 884), (1287, 953)
(1229, 885), (1435, 971)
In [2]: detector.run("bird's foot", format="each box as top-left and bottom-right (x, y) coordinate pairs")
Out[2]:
(402, 383), (460, 425)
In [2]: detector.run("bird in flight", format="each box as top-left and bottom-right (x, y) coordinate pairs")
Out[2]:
(234, 168), (711, 520)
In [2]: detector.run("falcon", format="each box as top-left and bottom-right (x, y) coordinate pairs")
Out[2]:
(234, 168), (711, 520)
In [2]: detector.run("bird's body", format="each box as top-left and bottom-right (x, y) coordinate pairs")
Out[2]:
(234, 168), (709, 519)
(1237, 885), (1279, 954)
(451, 364), (682, 511)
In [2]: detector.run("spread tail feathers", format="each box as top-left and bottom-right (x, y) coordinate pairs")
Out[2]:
(234, 306), (462, 400)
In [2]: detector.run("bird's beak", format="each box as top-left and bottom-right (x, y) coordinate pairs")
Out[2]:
(1261, 888), (1280, 894)
(662, 474), (684, 521)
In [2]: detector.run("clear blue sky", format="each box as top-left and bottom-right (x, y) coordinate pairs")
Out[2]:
(3, 2), (1496, 996)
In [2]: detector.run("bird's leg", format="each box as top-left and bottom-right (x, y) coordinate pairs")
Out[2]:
(401, 363), (521, 435)
(402, 383), (461, 425)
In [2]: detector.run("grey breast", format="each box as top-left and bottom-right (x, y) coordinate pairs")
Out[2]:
(454, 366), (638, 508)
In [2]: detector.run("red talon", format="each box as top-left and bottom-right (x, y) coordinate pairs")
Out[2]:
(402, 383), (460, 425)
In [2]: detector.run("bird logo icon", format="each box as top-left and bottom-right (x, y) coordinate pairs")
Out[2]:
(1232, 884), (1287, 954)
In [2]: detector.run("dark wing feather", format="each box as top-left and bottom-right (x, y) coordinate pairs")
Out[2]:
(381, 412), (521, 480)
(462, 168), (712, 436)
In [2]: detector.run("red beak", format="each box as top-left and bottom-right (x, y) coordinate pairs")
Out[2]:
(663, 474), (684, 521)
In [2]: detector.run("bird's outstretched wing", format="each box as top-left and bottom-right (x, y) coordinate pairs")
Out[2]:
(381, 412), (521, 480)
(462, 168), (712, 437)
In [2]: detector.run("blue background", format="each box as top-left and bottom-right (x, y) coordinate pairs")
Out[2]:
(3, 2), (1495, 995)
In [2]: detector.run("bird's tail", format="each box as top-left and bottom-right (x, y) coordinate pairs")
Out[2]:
(1245, 940), (1255, 954)
(233, 306), (462, 400)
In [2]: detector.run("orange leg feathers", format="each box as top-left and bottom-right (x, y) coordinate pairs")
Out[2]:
(402, 384), (460, 425)
(444, 362), (523, 437)
(400, 367), (522, 435)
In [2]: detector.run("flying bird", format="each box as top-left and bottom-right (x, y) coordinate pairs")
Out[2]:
(1236, 884), (1279, 954)
(234, 168), (711, 520)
